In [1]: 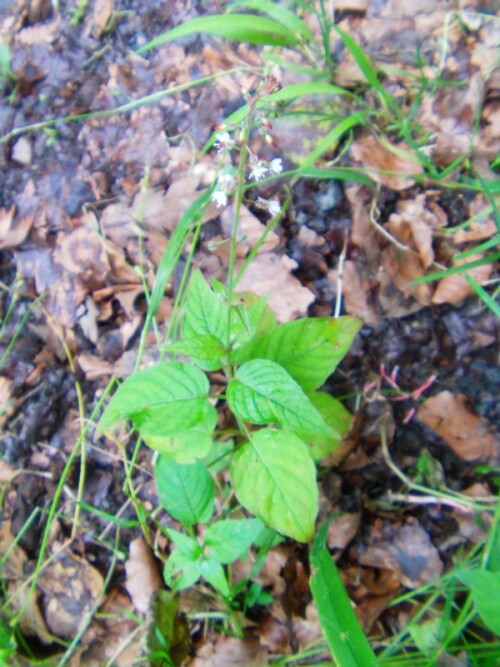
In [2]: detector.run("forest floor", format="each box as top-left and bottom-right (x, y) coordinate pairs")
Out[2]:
(0, 0), (499, 665)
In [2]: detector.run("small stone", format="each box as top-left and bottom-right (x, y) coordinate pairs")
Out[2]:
(314, 181), (342, 213)
(11, 137), (32, 166)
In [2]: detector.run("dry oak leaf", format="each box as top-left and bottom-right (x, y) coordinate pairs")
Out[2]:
(418, 391), (499, 462)
(38, 548), (104, 639)
(125, 537), (164, 615)
(432, 254), (492, 306)
(190, 635), (268, 666)
(0, 206), (34, 249)
(359, 523), (443, 589)
(236, 253), (314, 322)
(350, 136), (423, 190)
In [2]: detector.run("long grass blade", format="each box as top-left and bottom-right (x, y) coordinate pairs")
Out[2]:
(227, 0), (314, 42)
(310, 521), (378, 667)
(137, 14), (300, 54)
(413, 252), (500, 284)
(463, 273), (500, 317)
(299, 113), (366, 169)
(333, 25), (399, 113)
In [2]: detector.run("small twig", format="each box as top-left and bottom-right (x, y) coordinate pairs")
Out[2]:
(369, 188), (410, 252)
(380, 424), (497, 513)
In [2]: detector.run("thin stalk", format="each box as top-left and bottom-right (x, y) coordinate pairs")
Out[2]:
(226, 115), (252, 349)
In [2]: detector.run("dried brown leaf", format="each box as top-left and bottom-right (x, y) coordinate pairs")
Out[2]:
(191, 635), (268, 666)
(328, 261), (380, 324)
(327, 512), (361, 551)
(39, 549), (104, 639)
(350, 136), (423, 190)
(418, 391), (499, 461)
(125, 537), (164, 615)
(236, 253), (314, 322)
(0, 206), (33, 249)
(359, 522), (443, 588)
(432, 254), (492, 305)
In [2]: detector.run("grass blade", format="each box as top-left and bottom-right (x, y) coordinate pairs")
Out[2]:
(135, 189), (212, 370)
(299, 113), (367, 169)
(227, 0), (314, 41)
(463, 273), (500, 318)
(137, 14), (300, 54)
(333, 25), (399, 113)
(310, 521), (378, 667)
(413, 252), (500, 284)
(297, 166), (373, 185)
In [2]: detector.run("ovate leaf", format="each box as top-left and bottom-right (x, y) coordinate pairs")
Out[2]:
(227, 359), (333, 436)
(231, 429), (318, 542)
(458, 569), (500, 635)
(230, 292), (276, 349)
(156, 458), (214, 525)
(168, 335), (227, 365)
(199, 559), (230, 597)
(144, 402), (217, 463)
(181, 270), (229, 370)
(204, 519), (265, 564)
(298, 392), (352, 460)
(98, 363), (210, 436)
(233, 317), (362, 392)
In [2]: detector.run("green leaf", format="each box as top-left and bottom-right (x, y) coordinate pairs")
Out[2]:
(230, 292), (276, 349)
(156, 458), (214, 525)
(144, 402), (217, 463)
(181, 270), (229, 370)
(231, 429), (318, 542)
(458, 569), (500, 635)
(168, 335), (227, 366)
(333, 24), (399, 113)
(203, 439), (235, 473)
(234, 317), (362, 392)
(200, 558), (230, 597)
(227, 0), (314, 42)
(98, 363), (210, 436)
(204, 519), (265, 564)
(164, 552), (202, 591)
(227, 359), (334, 436)
(298, 392), (352, 460)
(137, 14), (299, 54)
(310, 522), (378, 667)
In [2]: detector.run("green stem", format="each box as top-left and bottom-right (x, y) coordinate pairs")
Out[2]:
(225, 115), (252, 349)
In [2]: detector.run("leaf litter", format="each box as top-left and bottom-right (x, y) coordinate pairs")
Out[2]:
(0, 0), (499, 663)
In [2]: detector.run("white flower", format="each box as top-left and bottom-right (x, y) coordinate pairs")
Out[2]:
(269, 158), (283, 174)
(255, 197), (281, 217)
(249, 160), (268, 181)
(217, 172), (235, 189)
(267, 200), (281, 216)
(214, 131), (235, 152)
(211, 190), (228, 208)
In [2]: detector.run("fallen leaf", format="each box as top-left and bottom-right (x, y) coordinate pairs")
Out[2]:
(432, 255), (492, 306)
(90, 0), (113, 37)
(125, 538), (164, 615)
(221, 205), (279, 254)
(350, 136), (423, 190)
(328, 261), (380, 324)
(359, 522), (443, 588)
(54, 225), (111, 286)
(236, 253), (315, 322)
(191, 634), (268, 666)
(0, 206), (33, 249)
(0, 376), (13, 429)
(327, 512), (361, 551)
(39, 548), (104, 639)
(418, 391), (499, 462)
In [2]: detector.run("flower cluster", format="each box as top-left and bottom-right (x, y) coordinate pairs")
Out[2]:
(210, 168), (237, 208)
(210, 130), (283, 212)
(249, 156), (283, 182)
